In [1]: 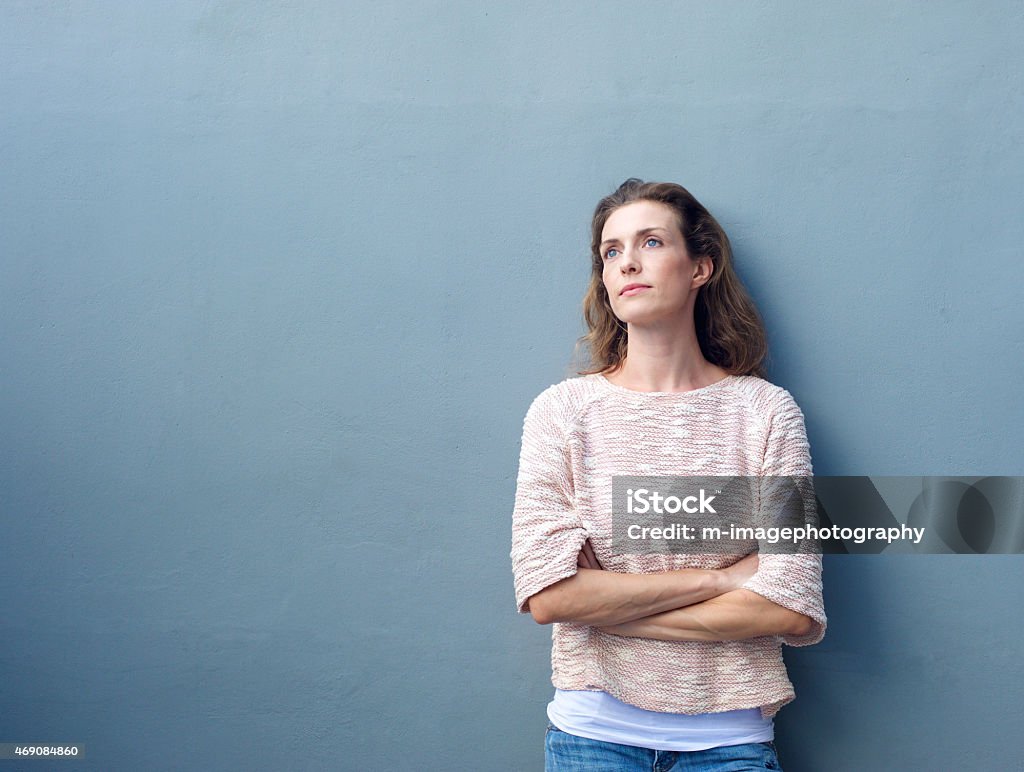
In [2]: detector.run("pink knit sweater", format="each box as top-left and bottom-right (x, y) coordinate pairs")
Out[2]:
(510, 372), (826, 719)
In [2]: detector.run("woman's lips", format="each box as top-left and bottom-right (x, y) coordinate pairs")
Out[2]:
(621, 285), (651, 296)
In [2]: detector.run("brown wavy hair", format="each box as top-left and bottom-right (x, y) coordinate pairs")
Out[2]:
(573, 178), (769, 380)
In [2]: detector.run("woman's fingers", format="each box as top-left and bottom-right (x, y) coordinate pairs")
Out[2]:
(576, 543), (589, 568)
(582, 538), (603, 570)
(577, 538), (598, 569)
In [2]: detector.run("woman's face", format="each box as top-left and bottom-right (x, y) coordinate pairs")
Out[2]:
(600, 200), (709, 327)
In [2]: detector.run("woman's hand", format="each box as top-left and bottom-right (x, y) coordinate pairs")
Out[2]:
(576, 538), (603, 570)
(719, 552), (759, 591)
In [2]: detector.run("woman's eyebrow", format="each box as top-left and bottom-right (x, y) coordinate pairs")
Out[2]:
(600, 226), (667, 248)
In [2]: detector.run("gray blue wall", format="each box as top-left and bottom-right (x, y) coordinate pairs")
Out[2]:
(2, 2), (1022, 770)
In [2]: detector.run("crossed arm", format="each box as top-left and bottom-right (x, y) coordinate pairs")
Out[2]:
(526, 539), (815, 641)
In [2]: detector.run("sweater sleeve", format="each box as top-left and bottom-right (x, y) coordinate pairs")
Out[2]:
(510, 387), (588, 615)
(739, 390), (827, 647)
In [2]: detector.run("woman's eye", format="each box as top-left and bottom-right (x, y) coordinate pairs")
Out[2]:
(604, 248), (619, 260)
(645, 237), (661, 247)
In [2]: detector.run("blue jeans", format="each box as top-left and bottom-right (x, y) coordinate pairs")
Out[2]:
(544, 722), (782, 771)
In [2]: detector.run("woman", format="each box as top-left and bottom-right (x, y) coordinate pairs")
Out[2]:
(510, 179), (826, 771)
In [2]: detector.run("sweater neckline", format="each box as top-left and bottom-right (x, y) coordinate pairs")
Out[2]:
(592, 372), (737, 397)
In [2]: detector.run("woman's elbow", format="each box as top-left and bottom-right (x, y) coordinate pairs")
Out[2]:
(787, 612), (815, 637)
(526, 591), (554, 625)
(526, 572), (591, 625)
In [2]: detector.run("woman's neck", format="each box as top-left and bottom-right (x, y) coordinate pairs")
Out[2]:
(604, 357), (730, 394)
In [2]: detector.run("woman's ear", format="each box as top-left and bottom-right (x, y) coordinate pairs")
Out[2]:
(691, 256), (714, 288)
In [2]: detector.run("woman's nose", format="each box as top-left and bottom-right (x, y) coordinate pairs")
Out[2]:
(620, 248), (641, 271)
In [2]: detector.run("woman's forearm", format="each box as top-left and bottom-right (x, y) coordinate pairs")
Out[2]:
(596, 589), (814, 641)
(527, 564), (744, 627)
